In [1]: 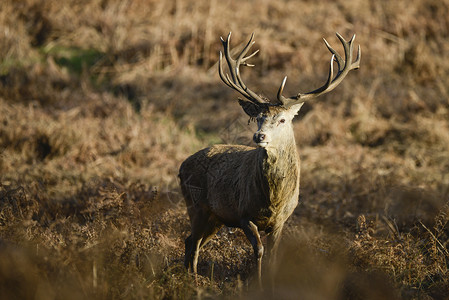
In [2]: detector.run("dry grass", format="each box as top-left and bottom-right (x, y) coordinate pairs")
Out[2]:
(1, 0), (449, 299)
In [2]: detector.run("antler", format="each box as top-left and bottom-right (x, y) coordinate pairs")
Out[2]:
(277, 33), (361, 108)
(219, 32), (267, 104)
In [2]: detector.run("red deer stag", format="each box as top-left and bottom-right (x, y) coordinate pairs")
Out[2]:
(179, 32), (360, 284)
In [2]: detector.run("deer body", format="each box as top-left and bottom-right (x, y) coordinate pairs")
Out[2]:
(179, 32), (360, 285)
(180, 135), (299, 230)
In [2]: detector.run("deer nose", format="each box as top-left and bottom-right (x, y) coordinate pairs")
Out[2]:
(253, 133), (266, 144)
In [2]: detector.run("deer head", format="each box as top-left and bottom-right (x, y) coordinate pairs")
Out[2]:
(219, 32), (361, 148)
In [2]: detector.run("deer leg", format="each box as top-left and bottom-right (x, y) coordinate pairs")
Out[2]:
(191, 237), (202, 274)
(266, 228), (281, 264)
(241, 220), (264, 288)
(199, 217), (223, 248)
(266, 225), (283, 272)
(185, 209), (211, 273)
(191, 216), (223, 274)
(184, 235), (192, 269)
(187, 233), (203, 274)
(185, 234), (203, 273)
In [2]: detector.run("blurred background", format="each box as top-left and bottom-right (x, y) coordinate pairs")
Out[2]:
(1, 0), (448, 299)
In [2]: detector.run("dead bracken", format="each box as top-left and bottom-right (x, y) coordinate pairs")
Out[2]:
(0, 0), (449, 299)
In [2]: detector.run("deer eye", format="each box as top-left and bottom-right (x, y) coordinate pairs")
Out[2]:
(279, 118), (286, 124)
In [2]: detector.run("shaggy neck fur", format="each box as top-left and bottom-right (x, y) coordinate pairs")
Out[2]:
(262, 131), (300, 223)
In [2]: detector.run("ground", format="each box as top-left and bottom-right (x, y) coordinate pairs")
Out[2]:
(0, 0), (448, 299)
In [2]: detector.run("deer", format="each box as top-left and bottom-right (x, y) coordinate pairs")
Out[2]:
(179, 32), (360, 286)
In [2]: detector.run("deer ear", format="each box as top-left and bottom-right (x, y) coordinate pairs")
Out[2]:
(290, 102), (304, 116)
(238, 99), (261, 117)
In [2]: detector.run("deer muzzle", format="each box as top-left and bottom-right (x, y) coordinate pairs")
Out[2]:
(253, 132), (268, 147)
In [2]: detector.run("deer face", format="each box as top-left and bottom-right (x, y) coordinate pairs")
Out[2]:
(239, 100), (304, 148)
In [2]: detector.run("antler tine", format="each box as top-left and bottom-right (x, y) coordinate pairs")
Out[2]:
(353, 43), (361, 69)
(218, 32), (267, 104)
(218, 51), (236, 89)
(277, 76), (288, 103)
(278, 33), (361, 108)
(218, 49), (250, 96)
(323, 37), (344, 72)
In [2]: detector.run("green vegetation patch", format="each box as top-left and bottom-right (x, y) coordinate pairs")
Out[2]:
(43, 46), (104, 75)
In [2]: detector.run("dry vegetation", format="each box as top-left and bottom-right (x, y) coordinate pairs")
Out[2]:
(1, 0), (449, 299)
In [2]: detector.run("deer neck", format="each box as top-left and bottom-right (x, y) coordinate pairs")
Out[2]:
(261, 133), (300, 206)
(263, 135), (299, 176)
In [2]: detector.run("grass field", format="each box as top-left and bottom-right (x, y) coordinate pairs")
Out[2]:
(1, 0), (449, 299)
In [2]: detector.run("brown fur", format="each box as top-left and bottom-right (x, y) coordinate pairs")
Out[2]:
(180, 142), (299, 230)
(179, 104), (302, 285)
